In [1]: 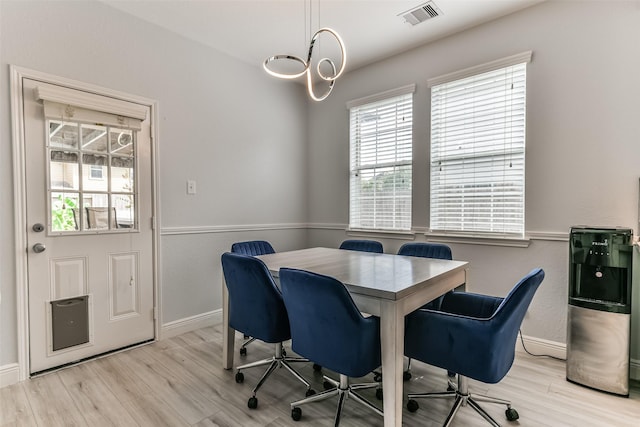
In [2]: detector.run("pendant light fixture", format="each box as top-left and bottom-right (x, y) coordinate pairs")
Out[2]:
(263, 0), (346, 101)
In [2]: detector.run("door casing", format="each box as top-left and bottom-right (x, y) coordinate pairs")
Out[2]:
(10, 65), (162, 380)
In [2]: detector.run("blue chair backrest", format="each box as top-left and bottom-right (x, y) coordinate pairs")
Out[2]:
(397, 242), (452, 260)
(339, 239), (383, 253)
(280, 268), (381, 378)
(231, 240), (275, 256)
(220, 252), (290, 344)
(470, 268), (545, 383)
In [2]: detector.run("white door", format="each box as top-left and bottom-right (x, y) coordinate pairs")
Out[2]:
(22, 78), (155, 374)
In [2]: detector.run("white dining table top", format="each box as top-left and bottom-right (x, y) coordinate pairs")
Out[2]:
(258, 247), (468, 301)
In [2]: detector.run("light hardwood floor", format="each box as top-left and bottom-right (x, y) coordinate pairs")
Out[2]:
(2, 325), (639, 426)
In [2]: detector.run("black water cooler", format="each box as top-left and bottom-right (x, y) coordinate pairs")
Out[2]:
(566, 226), (633, 396)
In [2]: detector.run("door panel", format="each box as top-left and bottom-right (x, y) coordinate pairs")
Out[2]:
(23, 78), (155, 373)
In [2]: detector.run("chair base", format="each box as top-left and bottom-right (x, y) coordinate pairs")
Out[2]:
(407, 375), (519, 427)
(235, 342), (311, 407)
(239, 336), (256, 356)
(290, 374), (383, 426)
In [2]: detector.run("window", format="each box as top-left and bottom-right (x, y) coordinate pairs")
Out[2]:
(48, 119), (136, 232)
(348, 85), (414, 231)
(89, 165), (104, 180)
(429, 52), (531, 236)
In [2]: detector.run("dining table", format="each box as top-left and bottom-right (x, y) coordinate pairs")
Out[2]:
(222, 247), (468, 427)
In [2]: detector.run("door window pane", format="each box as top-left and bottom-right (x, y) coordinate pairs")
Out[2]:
(110, 129), (134, 156)
(49, 121), (78, 149)
(82, 154), (108, 191)
(113, 194), (135, 229)
(111, 156), (134, 193)
(51, 192), (80, 231)
(81, 124), (108, 152)
(50, 151), (79, 190)
(84, 194), (111, 230)
(47, 119), (137, 233)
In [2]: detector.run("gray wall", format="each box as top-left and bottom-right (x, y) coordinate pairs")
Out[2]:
(0, 0), (308, 366)
(2, 0), (639, 376)
(306, 0), (640, 362)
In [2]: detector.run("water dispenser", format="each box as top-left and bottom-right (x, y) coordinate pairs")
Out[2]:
(566, 226), (633, 396)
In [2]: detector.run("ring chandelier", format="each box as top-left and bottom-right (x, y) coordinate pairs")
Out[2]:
(263, 27), (346, 102)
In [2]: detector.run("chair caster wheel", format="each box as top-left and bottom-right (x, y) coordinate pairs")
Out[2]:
(247, 396), (258, 409)
(305, 388), (316, 397)
(323, 380), (333, 390)
(375, 388), (383, 400)
(506, 407), (519, 421)
(403, 371), (411, 381)
(407, 399), (419, 413)
(313, 363), (322, 372)
(291, 407), (302, 421)
(373, 373), (382, 382)
(239, 347), (247, 356)
(235, 372), (244, 383)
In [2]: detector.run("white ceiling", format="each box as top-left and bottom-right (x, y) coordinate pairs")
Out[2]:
(102, 0), (543, 73)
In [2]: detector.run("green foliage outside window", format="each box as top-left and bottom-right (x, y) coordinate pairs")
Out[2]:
(51, 195), (78, 231)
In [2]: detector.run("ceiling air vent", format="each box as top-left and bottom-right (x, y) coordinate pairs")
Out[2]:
(399, 1), (442, 26)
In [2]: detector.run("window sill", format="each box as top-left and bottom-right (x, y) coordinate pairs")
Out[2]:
(346, 228), (416, 241)
(424, 231), (531, 248)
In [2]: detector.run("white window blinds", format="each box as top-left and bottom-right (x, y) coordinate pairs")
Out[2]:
(430, 58), (528, 236)
(348, 87), (414, 231)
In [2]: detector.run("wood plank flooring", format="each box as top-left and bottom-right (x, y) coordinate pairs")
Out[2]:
(2, 325), (639, 426)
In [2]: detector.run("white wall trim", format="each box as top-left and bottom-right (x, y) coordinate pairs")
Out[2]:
(346, 83), (416, 109)
(427, 51), (533, 87)
(0, 364), (20, 388)
(528, 231), (570, 241)
(306, 223), (571, 243)
(10, 65), (161, 381)
(160, 310), (222, 339)
(426, 232), (531, 248)
(306, 223), (347, 230)
(161, 223), (308, 236)
(516, 333), (566, 360)
(9, 66), (30, 384)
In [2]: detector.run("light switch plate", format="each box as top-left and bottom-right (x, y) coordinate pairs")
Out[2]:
(187, 180), (196, 195)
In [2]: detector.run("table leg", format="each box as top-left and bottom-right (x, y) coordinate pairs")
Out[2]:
(222, 275), (235, 369)
(380, 300), (404, 427)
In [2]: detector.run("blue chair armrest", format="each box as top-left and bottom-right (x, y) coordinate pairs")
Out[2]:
(441, 291), (503, 319)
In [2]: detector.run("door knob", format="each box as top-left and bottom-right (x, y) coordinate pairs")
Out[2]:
(33, 243), (46, 253)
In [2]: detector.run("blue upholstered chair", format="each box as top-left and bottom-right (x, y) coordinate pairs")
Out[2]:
(339, 239), (383, 253)
(398, 242), (453, 312)
(231, 240), (275, 256)
(230, 240), (276, 356)
(220, 252), (313, 409)
(404, 268), (545, 426)
(280, 268), (384, 425)
(398, 242), (452, 262)
(397, 242), (454, 380)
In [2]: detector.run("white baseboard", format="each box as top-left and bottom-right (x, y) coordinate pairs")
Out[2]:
(160, 309), (222, 339)
(0, 363), (20, 388)
(517, 333), (639, 380)
(516, 333), (567, 360)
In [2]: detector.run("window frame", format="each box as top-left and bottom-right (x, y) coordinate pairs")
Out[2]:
(428, 52), (532, 239)
(347, 84), (416, 233)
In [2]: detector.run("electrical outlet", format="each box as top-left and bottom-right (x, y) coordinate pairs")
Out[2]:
(187, 180), (196, 195)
